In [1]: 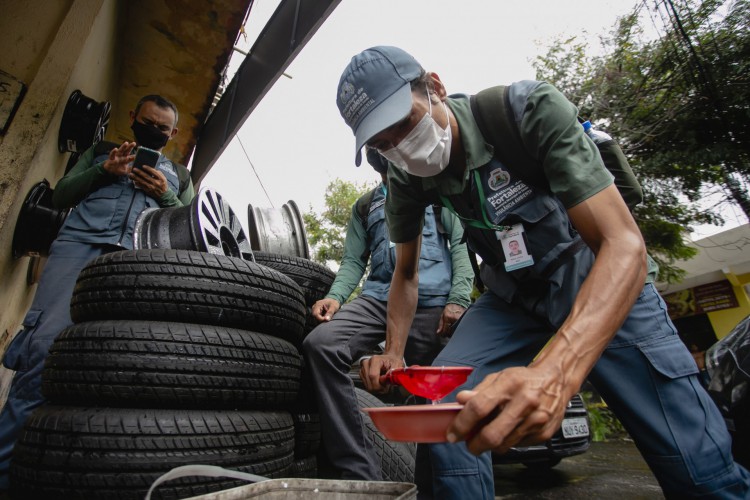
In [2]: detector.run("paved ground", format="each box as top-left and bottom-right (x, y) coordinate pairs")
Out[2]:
(493, 440), (665, 499)
(0, 439), (664, 500)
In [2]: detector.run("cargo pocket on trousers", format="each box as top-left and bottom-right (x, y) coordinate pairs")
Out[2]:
(638, 334), (734, 486)
(2, 309), (42, 371)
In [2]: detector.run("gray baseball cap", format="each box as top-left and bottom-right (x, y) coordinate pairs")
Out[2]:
(336, 46), (423, 166)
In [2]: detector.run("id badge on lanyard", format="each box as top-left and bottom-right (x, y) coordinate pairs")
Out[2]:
(496, 223), (534, 271)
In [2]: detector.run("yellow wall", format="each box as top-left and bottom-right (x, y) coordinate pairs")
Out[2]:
(0, 0), (118, 399)
(708, 273), (750, 339)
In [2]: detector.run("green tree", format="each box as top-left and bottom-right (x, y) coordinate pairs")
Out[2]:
(303, 178), (375, 266)
(533, 0), (750, 281)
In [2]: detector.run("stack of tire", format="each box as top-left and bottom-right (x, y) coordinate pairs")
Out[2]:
(9, 249), (310, 499)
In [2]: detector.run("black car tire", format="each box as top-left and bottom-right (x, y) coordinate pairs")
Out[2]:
(250, 251), (335, 308)
(10, 405), (294, 500)
(355, 387), (416, 483)
(291, 360), (318, 413)
(292, 412), (321, 458)
(289, 455), (318, 478)
(70, 249), (306, 346)
(250, 252), (335, 334)
(42, 321), (301, 409)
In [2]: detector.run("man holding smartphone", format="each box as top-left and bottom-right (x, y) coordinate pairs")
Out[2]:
(0, 95), (195, 490)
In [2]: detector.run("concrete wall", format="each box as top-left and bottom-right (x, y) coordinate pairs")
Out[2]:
(657, 225), (750, 340)
(0, 0), (118, 396)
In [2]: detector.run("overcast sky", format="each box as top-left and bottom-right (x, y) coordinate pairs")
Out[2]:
(202, 0), (743, 238)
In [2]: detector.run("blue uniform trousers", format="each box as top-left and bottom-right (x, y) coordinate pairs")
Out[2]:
(0, 240), (110, 489)
(423, 284), (750, 499)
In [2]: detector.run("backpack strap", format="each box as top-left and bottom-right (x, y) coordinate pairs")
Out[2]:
(432, 205), (447, 237)
(355, 187), (378, 230)
(470, 86), (548, 189)
(592, 137), (642, 212)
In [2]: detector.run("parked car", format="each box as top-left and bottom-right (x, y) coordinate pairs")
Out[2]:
(704, 314), (750, 469)
(492, 392), (592, 469)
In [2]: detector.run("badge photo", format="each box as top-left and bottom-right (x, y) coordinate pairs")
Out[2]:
(498, 223), (534, 272)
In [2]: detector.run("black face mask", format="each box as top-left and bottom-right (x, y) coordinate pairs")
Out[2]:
(131, 120), (170, 150)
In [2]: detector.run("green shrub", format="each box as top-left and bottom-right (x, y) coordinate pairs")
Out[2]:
(581, 391), (627, 442)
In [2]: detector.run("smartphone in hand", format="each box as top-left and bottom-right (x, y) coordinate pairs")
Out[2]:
(132, 146), (160, 170)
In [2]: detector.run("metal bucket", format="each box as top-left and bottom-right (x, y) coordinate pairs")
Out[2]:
(247, 200), (309, 259)
(184, 479), (417, 499)
(134, 187), (253, 260)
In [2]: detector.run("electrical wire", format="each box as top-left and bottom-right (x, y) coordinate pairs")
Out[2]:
(236, 136), (274, 207)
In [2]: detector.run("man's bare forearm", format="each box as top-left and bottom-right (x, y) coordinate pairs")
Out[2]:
(384, 238), (421, 358)
(531, 186), (647, 398)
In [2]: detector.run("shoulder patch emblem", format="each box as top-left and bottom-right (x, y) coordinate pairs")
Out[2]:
(488, 168), (511, 191)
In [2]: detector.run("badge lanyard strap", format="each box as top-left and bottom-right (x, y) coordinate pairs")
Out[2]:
(439, 170), (512, 232)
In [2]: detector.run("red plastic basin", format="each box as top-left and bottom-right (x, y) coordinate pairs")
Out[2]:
(362, 403), (463, 442)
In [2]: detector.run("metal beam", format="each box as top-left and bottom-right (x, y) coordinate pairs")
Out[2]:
(191, 0), (341, 184)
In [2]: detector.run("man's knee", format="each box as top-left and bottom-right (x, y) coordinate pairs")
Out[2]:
(301, 328), (318, 358)
(430, 443), (494, 500)
(302, 321), (335, 358)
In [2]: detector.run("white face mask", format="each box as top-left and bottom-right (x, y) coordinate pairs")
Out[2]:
(380, 92), (452, 177)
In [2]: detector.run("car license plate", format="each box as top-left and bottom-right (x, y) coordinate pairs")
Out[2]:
(562, 417), (589, 438)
